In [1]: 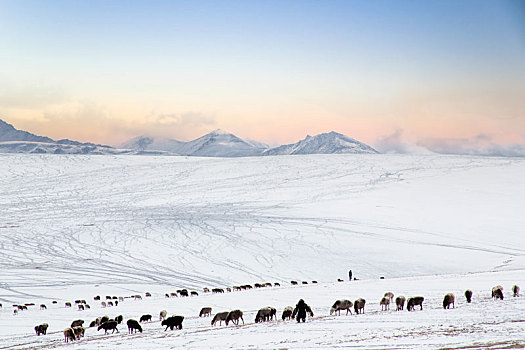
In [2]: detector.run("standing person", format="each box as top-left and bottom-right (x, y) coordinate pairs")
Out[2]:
(349, 270), (352, 281)
(292, 299), (314, 323)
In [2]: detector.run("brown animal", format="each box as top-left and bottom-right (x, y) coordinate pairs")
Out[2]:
(145, 292), (151, 297)
(384, 292), (394, 302)
(35, 323), (48, 336)
(101, 302), (107, 307)
(199, 307), (212, 317)
(98, 320), (119, 334)
(64, 327), (76, 342)
(354, 298), (366, 314)
(127, 319), (142, 333)
(380, 296), (390, 311)
(492, 286), (504, 300)
(407, 296), (424, 311)
(160, 310), (167, 320)
(225, 309), (244, 325)
(465, 289), (473, 303)
(70, 319), (84, 328)
(443, 293), (455, 309)
(330, 299), (353, 315)
(255, 307), (276, 323)
(211, 311), (229, 326)
(203, 287), (210, 293)
(512, 285), (520, 297)
(395, 296), (406, 310)
(78, 304), (84, 311)
(72, 326), (85, 339)
(65, 302), (72, 308)
(282, 306), (294, 320)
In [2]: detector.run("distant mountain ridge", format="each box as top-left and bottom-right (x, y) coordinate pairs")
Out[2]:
(0, 118), (379, 156)
(263, 131), (378, 155)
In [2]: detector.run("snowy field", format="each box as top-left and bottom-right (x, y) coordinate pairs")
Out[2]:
(1, 153), (525, 348)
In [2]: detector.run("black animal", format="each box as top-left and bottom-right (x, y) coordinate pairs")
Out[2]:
(100, 315), (110, 324)
(162, 315), (184, 330)
(212, 288), (224, 294)
(114, 315), (123, 324)
(72, 326), (85, 339)
(443, 293), (455, 309)
(354, 298), (366, 314)
(65, 302), (72, 308)
(35, 323), (48, 336)
(274, 283), (281, 287)
(302, 281), (308, 285)
(78, 304), (84, 311)
(407, 296), (424, 311)
(291, 281), (298, 285)
(191, 291), (199, 296)
(70, 319), (84, 328)
(292, 299), (313, 322)
(465, 289), (473, 303)
(512, 285), (520, 297)
(94, 296), (100, 301)
(145, 292), (151, 297)
(40, 304), (47, 310)
(98, 320), (119, 334)
(127, 319), (142, 334)
(140, 314), (152, 322)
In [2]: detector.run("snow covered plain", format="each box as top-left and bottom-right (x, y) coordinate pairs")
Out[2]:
(0, 153), (524, 348)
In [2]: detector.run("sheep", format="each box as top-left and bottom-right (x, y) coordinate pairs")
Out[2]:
(70, 319), (84, 328)
(170, 292), (178, 297)
(275, 282), (281, 287)
(94, 296), (100, 301)
(407, 296), (424, 311)
(443, 293), (455, 309)
(139, 314), (152, 323)
(52, 301), (57, 304)
(225, 309), (244, 326)
(330, 299), (353, 315)
(165, 293), (170, 298)
(145, 292), (151, 297)
(291, 281), (298, 285)
(282, 306), (294, 321)
(492, 285), (504, 300)
(127, 319), (142, 333)
(384, 292), (394, 302)
(226, 288), (232, 293)
(65, 302), (72, 308)
(179, 289), (189, 297)
(72, 326), (85, 339)
(337, 279), (344, 282)
(465, 289), (473, 303)
(101, 302), (107, 307)
(396, 296), (406, 310)
(255, 307), (274, 323)
(212, 288), (224, 294)
(134, 295), (142, 300)
(40, 304), (47, 310)
(106, 296), (112, 300)
(191, 291), (199, 296)
(34, 323), (48, 336)
(100, 316), (110, 324)
(78, 304), (84, 311)
(64, 327), (76, 342)
(118, 297), (124, 302)
(254, 283), (262, 288)
(108, 301), (114, 307)
(98, 320), (119, 334)
(211, 311), (229, 326)
(302, 281), (308, 285)
(85, 304), (90, 309)
(162, 315), (184, 330)
(512, 285), (520, 297)
(203, 287), (210, 293)
(311, 281), (317, 284)
(380, 296), (390, 311)
(354, 298), (366, 314)
(199, 307), (212, 317)
(114, 315), (123, 324)
(89, 320), (96, 327)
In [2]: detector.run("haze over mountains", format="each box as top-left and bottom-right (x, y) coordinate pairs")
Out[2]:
(0, 118), (379, 156)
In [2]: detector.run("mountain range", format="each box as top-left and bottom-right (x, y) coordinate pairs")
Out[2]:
(0, 118), (378, 156)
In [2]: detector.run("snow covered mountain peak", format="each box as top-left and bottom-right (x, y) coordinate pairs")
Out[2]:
(263, 131), (378, 155)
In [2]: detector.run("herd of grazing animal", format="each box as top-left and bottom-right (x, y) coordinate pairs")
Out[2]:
(9, 280), (521, 345)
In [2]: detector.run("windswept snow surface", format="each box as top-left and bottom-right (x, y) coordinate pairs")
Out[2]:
(0, 153), (525, 348)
